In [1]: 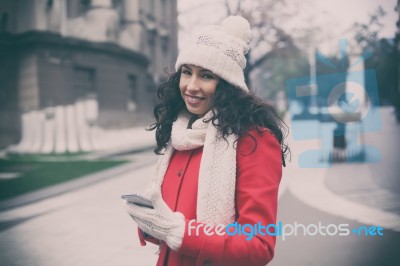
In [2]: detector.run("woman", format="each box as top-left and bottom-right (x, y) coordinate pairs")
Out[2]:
(123, 16), (288, 266)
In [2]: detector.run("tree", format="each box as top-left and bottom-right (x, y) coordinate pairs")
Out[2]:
(222, 0), (304, 89)
(351, 6), (399, 106)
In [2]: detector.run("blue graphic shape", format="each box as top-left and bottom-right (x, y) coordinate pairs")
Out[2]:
(315, 39), (371, 71)
(286, 69), (381, 141)
(286, 39), (382, 168)
(298, 150), (330, 168)
(286, 70), (381, 168)
(316, 51), (337, 69)
(339, 39), (347, 69)
(316, 39), (349, 70)
(352, 228), (358, 234)
(349, 49), (373, 69)
(338, 93), (360, 113)
(363, 145), (381, 163)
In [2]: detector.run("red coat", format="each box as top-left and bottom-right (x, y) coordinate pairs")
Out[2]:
(138, 129), (282, 266)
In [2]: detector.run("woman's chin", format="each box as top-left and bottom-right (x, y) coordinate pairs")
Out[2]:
(186, 105), (203, 115)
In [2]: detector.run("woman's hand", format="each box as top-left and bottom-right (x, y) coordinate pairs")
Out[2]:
(122, 189), (185, 251)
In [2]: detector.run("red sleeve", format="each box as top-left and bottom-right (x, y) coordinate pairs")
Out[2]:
(138, 227), (161, 246)
(177, 129), (282, 266)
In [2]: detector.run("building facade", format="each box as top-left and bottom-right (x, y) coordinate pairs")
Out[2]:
(0, 0), (178, 149)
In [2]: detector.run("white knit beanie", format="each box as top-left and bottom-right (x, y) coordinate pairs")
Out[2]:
(175, 16), (252, 92)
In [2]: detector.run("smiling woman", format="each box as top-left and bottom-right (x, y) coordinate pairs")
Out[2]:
(179, 64), (219, 117)
(122, 16), (289, 266)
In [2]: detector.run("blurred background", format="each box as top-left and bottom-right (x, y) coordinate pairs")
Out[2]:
(0, 0), (399, 265)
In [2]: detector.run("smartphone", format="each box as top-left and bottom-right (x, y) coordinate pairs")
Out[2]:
(121, 194), (154, 209)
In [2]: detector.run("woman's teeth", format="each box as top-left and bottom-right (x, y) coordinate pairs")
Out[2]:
(187, 95), (204, 104)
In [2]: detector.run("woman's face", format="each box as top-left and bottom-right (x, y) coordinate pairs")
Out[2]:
(179, 64), (219, 117)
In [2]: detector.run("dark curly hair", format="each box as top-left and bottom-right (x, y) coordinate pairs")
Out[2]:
(147, 70), (290, 166)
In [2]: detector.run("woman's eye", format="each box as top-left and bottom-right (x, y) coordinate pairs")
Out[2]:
(203, 74), (214, 79)
(182, 69), (191, 75)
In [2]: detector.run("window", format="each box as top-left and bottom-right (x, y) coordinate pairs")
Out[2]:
(161, 0), (167, 23)
(67, 0), (91, 19)
(149, 0), (154, 14)
(73, 66), (96, 99)
(0, 13), (9, 32)
(127, 74), (137, 111)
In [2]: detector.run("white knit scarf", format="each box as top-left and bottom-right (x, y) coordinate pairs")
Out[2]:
(146, 110), (238, 225)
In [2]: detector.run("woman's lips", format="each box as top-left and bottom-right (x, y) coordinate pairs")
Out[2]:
(185, 94), (205, 105)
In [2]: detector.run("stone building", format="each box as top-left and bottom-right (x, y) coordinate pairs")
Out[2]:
(0, 0), (178, 149)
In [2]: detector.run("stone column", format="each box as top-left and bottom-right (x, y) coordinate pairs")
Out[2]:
(119, 0), (141, 51)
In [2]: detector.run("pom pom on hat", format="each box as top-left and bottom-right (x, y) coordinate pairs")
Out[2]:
(221, 16), (251, 44)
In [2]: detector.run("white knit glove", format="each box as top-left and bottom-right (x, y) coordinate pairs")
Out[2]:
(122, 189), (185, 251)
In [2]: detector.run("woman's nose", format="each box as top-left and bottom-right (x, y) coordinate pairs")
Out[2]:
(187, 76), (200, 91)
